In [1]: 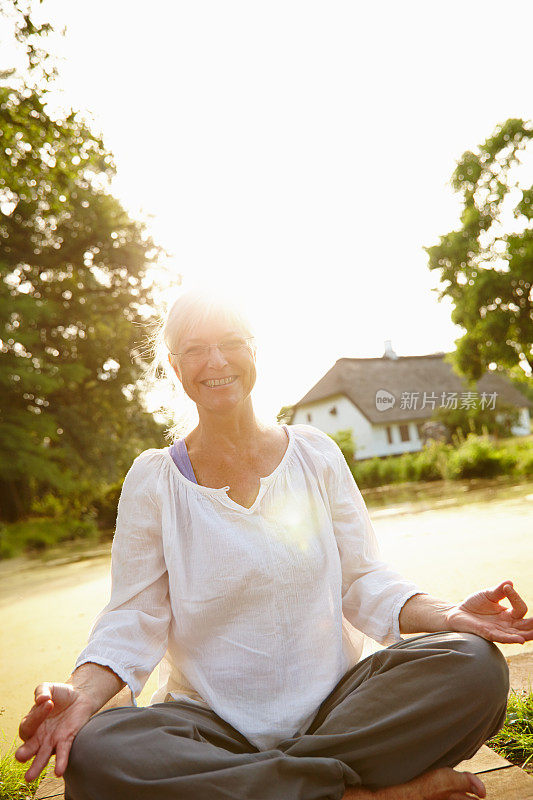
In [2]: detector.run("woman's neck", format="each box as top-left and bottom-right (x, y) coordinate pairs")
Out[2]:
(187, 402), (270, 454)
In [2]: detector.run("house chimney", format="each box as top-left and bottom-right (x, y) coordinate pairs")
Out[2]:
(383, 340), (398, 360)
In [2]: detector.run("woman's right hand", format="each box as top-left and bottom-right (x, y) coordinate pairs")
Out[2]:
(15, 682), (96, 783)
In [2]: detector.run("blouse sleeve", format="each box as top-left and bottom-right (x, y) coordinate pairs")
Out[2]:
(74, 451), (171, 703)
(325, 438), (424, 645)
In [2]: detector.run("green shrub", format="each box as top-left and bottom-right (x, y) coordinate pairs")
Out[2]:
(352, 457), (384, 488)
(0, 524), (17, 560)
(447, 434), (511, 479)
(351, 440), (453, 488)
(395, 453), (418, 483)
(29, 491), (71, 519)
(0, 516), (99, 559)
(517, 449), (533, 477)
(328, 430), (356, 464)
(414, 441), (451, 481)
(92, 480), (123, 531)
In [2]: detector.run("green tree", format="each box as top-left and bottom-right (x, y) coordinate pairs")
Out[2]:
(505, 364), (533, 407)
(328, 429), (356, 464)
(0, 0), (58, 85)
(425, 119), (533, 380)
(0, 84), (165, 520)
(276, 405), (294, 424)
(431, 401), (519, 441)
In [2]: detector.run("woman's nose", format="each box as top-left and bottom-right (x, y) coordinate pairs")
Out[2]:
(206, 345), (229, 367)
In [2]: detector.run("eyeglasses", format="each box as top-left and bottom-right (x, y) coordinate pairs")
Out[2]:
(171, 336), (255, 364)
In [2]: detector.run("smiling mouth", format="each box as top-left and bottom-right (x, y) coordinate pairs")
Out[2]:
(201, 376), (238, 388)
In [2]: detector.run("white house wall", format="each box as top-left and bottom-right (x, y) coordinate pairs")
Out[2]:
(291, 398), (427, 459)
(370, 421), (423, 458)
(292, 396), (373, 457)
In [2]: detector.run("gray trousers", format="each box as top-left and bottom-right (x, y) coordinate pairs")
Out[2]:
(64, 631), (510, 800)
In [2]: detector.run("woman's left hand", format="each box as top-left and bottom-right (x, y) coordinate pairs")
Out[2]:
(445, 580), (533, 644)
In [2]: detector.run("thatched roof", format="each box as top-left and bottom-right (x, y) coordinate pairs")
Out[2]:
(293, 353), (532, 424)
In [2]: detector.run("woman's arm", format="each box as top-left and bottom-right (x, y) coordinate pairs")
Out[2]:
(400, 581), (532, 644)
(398, 592), (454, 634)
(68, 661), (126, 710)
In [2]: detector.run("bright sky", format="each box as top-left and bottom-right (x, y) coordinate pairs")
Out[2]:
(7, 1), (533, 421)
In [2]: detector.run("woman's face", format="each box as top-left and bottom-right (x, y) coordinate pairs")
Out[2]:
(171, 314), (256, 414)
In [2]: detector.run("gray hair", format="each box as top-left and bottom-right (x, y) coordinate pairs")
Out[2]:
(141, 288), (255, 441)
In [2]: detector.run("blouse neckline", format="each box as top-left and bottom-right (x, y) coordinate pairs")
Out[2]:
(163, 423), (294, 514)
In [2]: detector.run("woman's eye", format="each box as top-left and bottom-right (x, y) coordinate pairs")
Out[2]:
(186, 345), (205, 356)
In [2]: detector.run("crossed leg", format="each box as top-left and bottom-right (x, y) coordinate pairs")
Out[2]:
(278, 631), (509, 798)
(64, 632), (509, 800)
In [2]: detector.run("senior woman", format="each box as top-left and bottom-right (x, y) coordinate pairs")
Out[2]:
(16, 290), (531, 800)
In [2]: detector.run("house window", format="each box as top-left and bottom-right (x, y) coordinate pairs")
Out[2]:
(399, 424), (410, 442)
(306, 412), (312, 423)
(329, 406), (337, 416)
(386, 425), (393, 444)
(416, 423), (424, 440)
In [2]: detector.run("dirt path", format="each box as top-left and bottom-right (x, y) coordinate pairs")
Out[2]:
(1, 491), (532, 753)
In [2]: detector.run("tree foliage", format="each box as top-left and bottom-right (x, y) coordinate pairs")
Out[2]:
(0, 84), (164, 520)
(0, 0), (58, 85)
(425, 119), (533, 380)
(430, 400), (520, 441)
(276, 404), (294, 424)
(328, 428), (356, 463)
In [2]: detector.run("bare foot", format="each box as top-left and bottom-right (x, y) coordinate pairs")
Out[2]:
(342, 766), (486, 800)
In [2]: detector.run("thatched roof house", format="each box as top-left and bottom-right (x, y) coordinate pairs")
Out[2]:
(290, 346), (531, 460)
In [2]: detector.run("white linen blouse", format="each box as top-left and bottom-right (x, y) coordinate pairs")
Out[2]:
(75, 423), (424, 751)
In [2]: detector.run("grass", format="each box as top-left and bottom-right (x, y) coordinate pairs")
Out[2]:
(0, 737), (49, 800)
(488, 689), (533, 775)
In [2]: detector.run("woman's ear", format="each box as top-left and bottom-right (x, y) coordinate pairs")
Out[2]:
(168, 353), (182, 384)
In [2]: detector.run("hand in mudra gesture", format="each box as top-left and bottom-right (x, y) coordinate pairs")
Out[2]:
(16, 682), (94, 783)
(445, 580), (532, 644)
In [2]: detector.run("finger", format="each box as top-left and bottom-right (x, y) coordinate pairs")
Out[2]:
(54, 740), (72, 776)
(35, 683), (52, 703)
(468, 772), (486, 797)
(481, 630), (525, 644)
(503, 584), (528, 619)
(515, 629), (533, 641)
(18, 699), (53, 742)
(15, 736), (41, 763)
(484, 580), (512, 602)
(513, 617), (533, 630)
(24, 742), (54, 783)
(447, 774), (486, 799)
(477, 623), (526, 643)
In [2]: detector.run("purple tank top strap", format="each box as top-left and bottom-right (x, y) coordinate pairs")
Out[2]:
(169, 438), (198, 484)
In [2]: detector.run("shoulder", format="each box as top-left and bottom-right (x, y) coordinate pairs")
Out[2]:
(131, 447), (169, 467)
(289, 424), (343, 465)
(122, 447), (170, 497)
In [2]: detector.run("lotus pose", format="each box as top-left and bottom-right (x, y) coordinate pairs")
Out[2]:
(16, 290), (532, 800)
